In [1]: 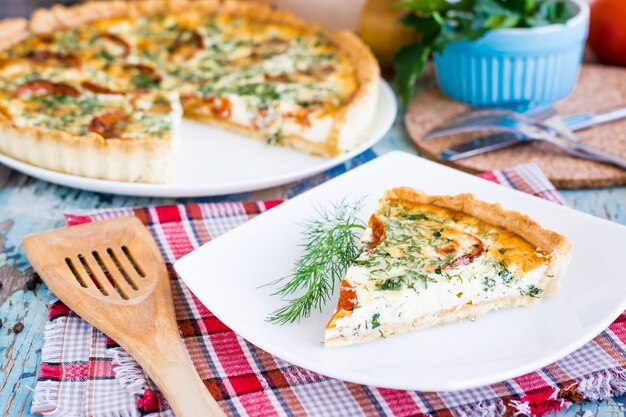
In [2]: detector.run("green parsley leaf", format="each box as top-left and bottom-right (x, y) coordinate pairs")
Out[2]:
(394, 43), (430, 104)
(396, 0), (464, 13)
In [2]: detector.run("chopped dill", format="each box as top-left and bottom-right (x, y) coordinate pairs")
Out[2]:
(371, 313), (381, 329)
(482, 276), (496, 291)
(266, 130), (281, 145)
(376, 277), (403, 291)
(521, 284), (543, 298)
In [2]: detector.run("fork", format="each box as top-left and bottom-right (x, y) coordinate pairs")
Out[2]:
(425, 108), (568, 141)
(424, 110), (626, 169)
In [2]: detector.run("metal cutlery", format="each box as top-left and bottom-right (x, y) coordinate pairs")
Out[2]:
(437, 107), (558, 160)
(425, 107), (558, 141)
(426, 107), (626, 169)
(430, 106), (626, 143)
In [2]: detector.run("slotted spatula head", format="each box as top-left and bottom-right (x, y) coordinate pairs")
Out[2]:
(23, 216), (171, 334)
(23, 216), (225, 417)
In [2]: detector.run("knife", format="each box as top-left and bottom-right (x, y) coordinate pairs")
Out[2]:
(439, 107), (626, 161)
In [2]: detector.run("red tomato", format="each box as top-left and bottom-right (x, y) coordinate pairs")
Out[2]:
(588, 0), (626, 66)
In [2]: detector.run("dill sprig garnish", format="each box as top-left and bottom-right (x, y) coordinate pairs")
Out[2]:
(265, 198), (366, 324)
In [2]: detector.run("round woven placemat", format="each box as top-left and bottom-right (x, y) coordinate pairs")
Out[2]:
(405, 64), (626, 189)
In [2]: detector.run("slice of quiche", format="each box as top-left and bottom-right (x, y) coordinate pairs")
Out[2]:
(325, 187), (572, 347)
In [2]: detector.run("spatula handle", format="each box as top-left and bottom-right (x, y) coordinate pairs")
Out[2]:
(132, 335), (226, 417)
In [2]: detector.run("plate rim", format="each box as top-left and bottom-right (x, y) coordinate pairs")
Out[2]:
(175, 151), (626, 392)
(0, 80), (396, 197)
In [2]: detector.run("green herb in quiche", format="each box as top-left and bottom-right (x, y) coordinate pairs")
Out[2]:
(98, 50), (116, 64)
(521, 284), (543, 298)
(376, 277), (404, 291)
(265, 199), (366, 324)
(266, 130), (282, 145)
(234, 82), (282, 103)
(482, 276), (496, 291)
(394, 0), (573, 102)
(400, 213), (429, 220)
(56, 29), (81, 53)
(371, 313), (381, 328)
(132, 73), (160, 89)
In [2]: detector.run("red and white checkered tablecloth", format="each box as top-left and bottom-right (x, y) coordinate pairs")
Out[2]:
(32, 164), (626, 417)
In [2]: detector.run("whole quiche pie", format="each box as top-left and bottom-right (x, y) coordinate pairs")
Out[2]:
(0, 0), (380, 183)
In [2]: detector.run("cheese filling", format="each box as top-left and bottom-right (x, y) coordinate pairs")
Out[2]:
(332, 202), (548, 339)
(0, 11), (357, 146)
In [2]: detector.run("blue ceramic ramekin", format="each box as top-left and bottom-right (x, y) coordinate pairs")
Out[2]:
(433, 0), (589, 108)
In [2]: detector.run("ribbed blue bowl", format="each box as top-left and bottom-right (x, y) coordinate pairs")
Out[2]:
(434, 0), (589, 108)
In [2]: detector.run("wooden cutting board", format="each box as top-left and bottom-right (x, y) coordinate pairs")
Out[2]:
(405, 64), (626, 189)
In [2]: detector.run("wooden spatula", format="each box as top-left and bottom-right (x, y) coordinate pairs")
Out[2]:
(23, 216), (225, 417)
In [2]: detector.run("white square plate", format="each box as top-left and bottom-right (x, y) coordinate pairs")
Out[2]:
(175, 151), (626, 391)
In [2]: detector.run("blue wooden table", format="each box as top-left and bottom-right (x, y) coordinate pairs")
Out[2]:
(1, 103), (626, 416)
(1, 1), (626, 413)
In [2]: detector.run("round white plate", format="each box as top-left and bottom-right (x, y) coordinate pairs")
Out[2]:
(0, 80), (396, 197)
(175, 151), (626, 391)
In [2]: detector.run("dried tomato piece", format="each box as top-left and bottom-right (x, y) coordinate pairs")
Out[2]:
(126, 64), (162, 89)
(38, 35), (55, 44)
(129, 93), (172, 114)
(169, 29), (205, 60)
(151, 100), (173, 114)
(0, 58), (11, 71)
(253, 38), (290, 58)
(25, 50), (81, 67)
(286, 101), (325, 128)
(252, 106), (279, 130)
(444, 250), (481, 269)
(204, 96), (232, 119)
(367, 214), (387, 251)
(0, 105), (12, 121)
(264, 73), (290, 83)
(128, 64), (161, 77)
(440, 229), (485, 270)
(285, 104), (323, 128)
(99, 33), (131, 58)
(14, 80), (80, 98)
(174, 29), (205, 50)
(294, 112), (311, 128)
(88, 111), (131, 139)
(80, 81), (123, 95)
(337, 279), (357, 311)
(326, 279), (359, 329)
